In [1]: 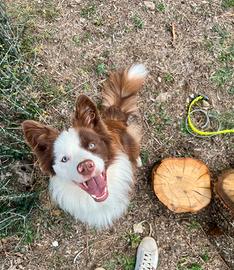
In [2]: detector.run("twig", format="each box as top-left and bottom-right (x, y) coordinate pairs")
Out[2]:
(73, 249), (85, 264)
(218, 12), (234, 18)
(48, 80), (89, 104)
(73, 236), (116, 264)
(143, 115), (162, 146)
(172, 22), (176, 44)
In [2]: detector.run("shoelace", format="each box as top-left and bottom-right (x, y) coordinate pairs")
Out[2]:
(139, 252), (156, 270)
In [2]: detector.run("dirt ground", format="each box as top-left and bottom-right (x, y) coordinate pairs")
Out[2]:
(1, 0), (234, 269)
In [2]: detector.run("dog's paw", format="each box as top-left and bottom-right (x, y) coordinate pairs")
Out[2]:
(136, 156), (142, 167)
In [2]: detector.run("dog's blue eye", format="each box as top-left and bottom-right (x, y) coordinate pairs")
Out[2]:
(88, 143), (95, 150)
(61, 156), (68, 163)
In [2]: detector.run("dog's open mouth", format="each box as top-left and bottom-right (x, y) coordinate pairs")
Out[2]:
(78, 172), (108, 202)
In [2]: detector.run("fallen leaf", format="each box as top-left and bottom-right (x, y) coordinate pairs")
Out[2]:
(155, 92), (171, 103)
(144, 1), (155, 10)
(133, 222), (144, 234)
(51, 209), (62, 217)
(52, 241), (59, 247)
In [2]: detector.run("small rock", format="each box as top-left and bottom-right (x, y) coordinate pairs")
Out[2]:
(144, 1), (155, 10)
(52, 241), (59, 247)
(51, 209), (62, 217)
(158, 76), (162, 83)
(133, 222), (144, 234)
(95, 268), (106, 270)
(11, 161), (33, 187)
(156, 92), (171, 103)
(202, 100), (210, 108)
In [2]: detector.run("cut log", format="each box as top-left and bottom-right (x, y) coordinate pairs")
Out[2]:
(212, 170), (234, 237)
(216, 169), (234, 215)
(152, 157), (211, 213)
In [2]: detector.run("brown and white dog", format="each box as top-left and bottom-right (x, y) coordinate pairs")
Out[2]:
(22, 64), (148, 228)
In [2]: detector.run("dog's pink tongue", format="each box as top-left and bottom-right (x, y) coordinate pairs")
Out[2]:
(86, 174), (106, 197)
(78, 172), (108, 202)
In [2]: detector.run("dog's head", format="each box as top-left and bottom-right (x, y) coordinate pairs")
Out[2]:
(22, 95), (114, 202)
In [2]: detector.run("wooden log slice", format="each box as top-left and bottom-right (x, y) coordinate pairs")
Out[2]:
(152, 157), (211, 213)
(216, 169), (234, 215)
(212, 169), (234, 236)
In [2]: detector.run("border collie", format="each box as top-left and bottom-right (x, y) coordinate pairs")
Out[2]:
(22, 64), (148, 228)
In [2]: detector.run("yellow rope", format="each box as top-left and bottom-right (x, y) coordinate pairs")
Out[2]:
(187, 95), (234, 136)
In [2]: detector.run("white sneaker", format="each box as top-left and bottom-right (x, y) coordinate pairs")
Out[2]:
(134, 237), (159, 270)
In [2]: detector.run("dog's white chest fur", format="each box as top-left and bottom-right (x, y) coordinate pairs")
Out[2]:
(49, 153), (133, 228)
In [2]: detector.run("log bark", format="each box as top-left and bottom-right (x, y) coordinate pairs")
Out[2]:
(216, 169), (234, 214)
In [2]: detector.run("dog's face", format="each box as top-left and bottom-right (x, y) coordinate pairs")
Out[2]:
(22, 95), (114, 202)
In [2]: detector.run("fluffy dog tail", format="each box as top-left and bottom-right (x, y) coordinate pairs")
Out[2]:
(102, 64), (148, 120)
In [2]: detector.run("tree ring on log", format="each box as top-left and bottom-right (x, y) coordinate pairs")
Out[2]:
(152, 157), (211, 213)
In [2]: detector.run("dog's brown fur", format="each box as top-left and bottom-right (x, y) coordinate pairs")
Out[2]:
(21, 121), (59, 175)
(22, 66), (144, 175)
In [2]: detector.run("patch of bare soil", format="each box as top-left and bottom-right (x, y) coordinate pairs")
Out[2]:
(2, 0), (233, 269)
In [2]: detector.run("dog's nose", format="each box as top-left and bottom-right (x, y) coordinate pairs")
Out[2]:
(77, 160), (95, 176)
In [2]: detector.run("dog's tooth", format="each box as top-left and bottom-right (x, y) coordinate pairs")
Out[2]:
(83, 182), (88, 188)
(91, 194), (97, 199)
(98, 190), (107, 199)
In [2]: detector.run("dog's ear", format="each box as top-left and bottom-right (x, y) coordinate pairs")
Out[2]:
(21, 120), (59, 175)
(73, 95), (101, 128)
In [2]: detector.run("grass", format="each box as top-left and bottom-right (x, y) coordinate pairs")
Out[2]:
(103, 254), (135, 270)
(103, 232), (139, 269)
(219, 110), (234, 129)
(211, 67), (233, 87)
(22, 223), (39, 244)
(82, 82), (91, 92)
(0, 4), (40, 152)
(96, 63), (107, 75)
(80, 4), (97, 19)
(164, 72), (174, 83)
(72, 35), (80, 46)
(0, 3), (42, 240)
(80, 4), (104, 26)
(180, 118), (190, 135)
(212, 24), (229, 45)
(125, 232), (141, 248)
(203, 37), (213, 52)
(177, 258), (203, 270)
(34, 75), (61, 103)
(83, 31), (93, 42)
(8, 1), (60, 24)
(221, 0), (234, 8)
(103, 259), (117, 270)
(228, 86), (234, 94)
(117, 255), (135, 270)
(187, 220), (201, 231)
(146, 104), (172, 140)
(37, 1), (60, 22)
(156, 2), (166, 13)
(131, 15), (144, 29)
(209, 24), (233, 92)
(72, 31), (93, 45)
(155, 105), (172, 131)
(140, 149), (150, 165)
(200, 250), (209, 263)
(218, 43), (234, 63)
